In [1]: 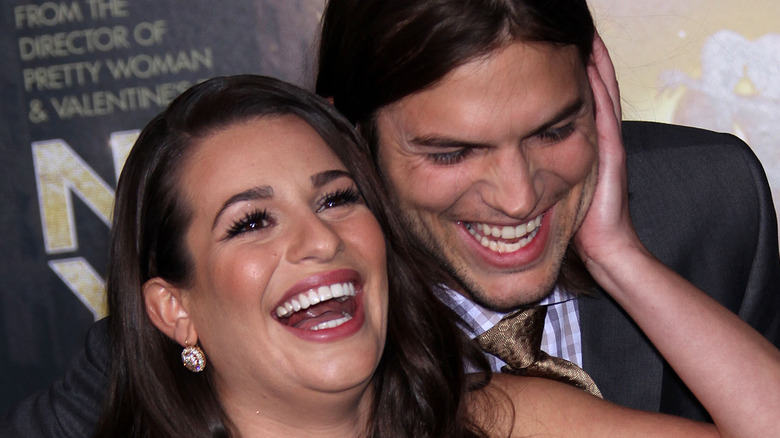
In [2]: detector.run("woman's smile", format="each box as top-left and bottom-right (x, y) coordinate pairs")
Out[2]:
(172, 114), (388, 409)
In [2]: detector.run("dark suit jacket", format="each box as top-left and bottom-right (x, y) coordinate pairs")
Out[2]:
(580, 121), (780, 421)
(3, 121), (779, 435)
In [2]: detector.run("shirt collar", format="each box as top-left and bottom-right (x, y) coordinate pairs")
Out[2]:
(435, 285), (576, 338)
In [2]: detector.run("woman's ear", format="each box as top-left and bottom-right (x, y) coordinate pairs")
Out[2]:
(143, 278), (198, 347)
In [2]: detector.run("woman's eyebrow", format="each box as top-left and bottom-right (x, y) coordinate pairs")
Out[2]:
(311, 169), (352, 188)
(212, 186), (274, 230)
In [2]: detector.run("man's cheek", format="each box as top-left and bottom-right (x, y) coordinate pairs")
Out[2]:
(397, 169), (448, 206)
(565, 135), (599, 183)
(541, 143), (597, 184)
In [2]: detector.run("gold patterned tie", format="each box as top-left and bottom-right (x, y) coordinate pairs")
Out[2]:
(476, 306), (602, 398)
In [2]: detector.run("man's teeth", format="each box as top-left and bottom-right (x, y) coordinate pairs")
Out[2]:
(466, 214), (542, 253)
(475, 215), (542, 239)
(275, 282), (356, 318)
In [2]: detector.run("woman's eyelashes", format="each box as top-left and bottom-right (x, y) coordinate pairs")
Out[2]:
(225, 209), (272, 239)
(316, 185), (362, 213)
(222, 185), (362, 239)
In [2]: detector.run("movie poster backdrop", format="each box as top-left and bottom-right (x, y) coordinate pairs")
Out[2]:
(0, 0), (324, 413)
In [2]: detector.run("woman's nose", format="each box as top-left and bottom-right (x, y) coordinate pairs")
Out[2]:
(285, 212), (344, 264)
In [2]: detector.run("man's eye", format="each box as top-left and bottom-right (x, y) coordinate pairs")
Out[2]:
(426, 148), (472, 165)
(317, 186), (362, 212)
(225, 209), (272, 238)
(537, 123), (576, 143)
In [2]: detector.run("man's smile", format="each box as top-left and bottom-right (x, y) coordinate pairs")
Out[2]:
(463, 213), (543, 254)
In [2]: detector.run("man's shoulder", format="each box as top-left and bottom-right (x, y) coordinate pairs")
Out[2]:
(622, 121), (767, 195)
(622, 121), (755, 159)
(623, 121), (744, 147)
(621, 121), (776, 302)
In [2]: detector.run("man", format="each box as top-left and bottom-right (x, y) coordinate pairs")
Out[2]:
(316, 0), (780, 421)
(3, 0), (779, 434)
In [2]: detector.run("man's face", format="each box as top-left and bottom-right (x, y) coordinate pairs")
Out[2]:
(374, 42), (598, 311)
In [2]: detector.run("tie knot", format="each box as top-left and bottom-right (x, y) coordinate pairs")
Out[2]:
(474, 304), (603, 398)
(476, 306), (546, 369)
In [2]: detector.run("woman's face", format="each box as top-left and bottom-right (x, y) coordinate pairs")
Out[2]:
(174, 115), (388, 411)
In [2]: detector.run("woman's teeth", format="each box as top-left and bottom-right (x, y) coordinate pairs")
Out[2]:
(275, 282), (356, 318)
(465, 214), (542, 253)
(311, 313), (353, 331)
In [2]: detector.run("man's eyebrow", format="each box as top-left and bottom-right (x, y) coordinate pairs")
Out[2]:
(212, 186), (273, 230)
(408, 135), (489, 150)
(408, 97), (587, 149)
(311, 169), (352, 188)
(528, 97), (586, 136)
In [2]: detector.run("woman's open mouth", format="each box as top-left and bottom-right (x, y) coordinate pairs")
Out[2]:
(274, 282), (357, 331)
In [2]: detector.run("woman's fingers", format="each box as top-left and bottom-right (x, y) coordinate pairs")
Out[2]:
(591, 32), (622, 130)
(574, 63), (633, 265)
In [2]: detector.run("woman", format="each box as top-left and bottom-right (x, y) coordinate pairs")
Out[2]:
(94, 74), (488, 437)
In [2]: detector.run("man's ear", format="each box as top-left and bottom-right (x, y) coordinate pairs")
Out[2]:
(143, 278), (197, 347)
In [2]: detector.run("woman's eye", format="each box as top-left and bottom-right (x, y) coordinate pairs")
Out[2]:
(317, 186), (362, 212)
(225, 209), (272, 238)
(537, 123), (576, 143)
(426, 148), (472, 165)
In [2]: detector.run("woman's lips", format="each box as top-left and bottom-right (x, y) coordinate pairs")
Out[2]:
(274, 281), (358, 331)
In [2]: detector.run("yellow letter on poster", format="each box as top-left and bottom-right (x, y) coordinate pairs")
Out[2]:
(32, 139), (114, 254)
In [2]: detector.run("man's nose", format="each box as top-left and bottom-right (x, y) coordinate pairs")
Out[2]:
(285, 212), (344, 264)
(479, 148), (538, 218)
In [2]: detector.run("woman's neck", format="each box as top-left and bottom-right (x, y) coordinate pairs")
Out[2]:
(220, 381), (374, 437)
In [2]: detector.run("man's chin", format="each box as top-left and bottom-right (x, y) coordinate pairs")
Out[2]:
(453, 268), (559, 312)
(412, 225), (561, 311)
(433, 254), (558, 311)
(468, 286), (555, 312)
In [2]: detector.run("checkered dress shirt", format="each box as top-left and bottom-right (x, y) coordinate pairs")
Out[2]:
(436, 286), (582, 371)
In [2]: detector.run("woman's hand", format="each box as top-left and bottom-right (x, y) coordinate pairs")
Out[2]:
(573, 36), (646, 278)
(572, 37), (780, 438)
(592, 33), (621, 129)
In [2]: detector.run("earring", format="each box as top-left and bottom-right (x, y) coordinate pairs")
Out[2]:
(181, 341), (206, 372)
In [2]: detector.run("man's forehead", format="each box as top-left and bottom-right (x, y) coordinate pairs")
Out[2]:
(377, 42), (589, 142)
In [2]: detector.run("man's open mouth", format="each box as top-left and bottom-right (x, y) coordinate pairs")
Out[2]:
(464, 214), (542, 253)
(274, 282), (357, 331)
